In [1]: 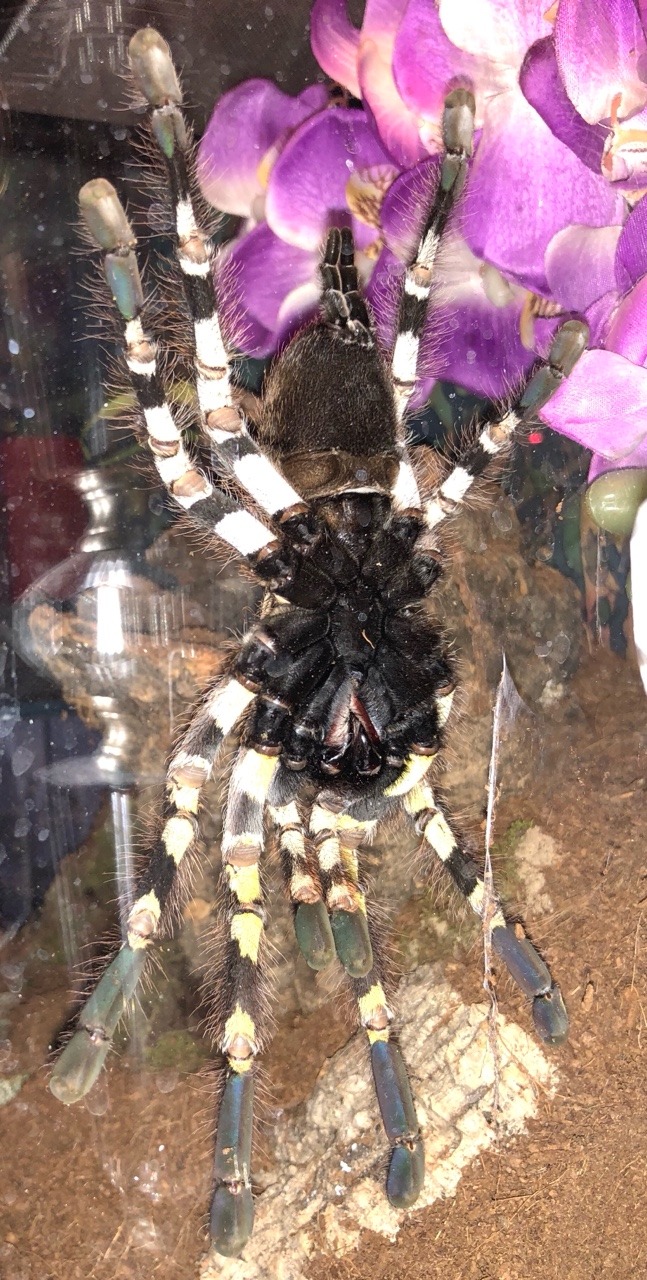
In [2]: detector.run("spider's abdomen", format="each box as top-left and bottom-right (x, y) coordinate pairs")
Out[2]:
(240, 493), (454, 786)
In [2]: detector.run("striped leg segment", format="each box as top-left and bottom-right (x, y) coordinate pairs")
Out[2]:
(422, 319), (589, 535)
(128, 29), (306, 526)
(404, 783), (569, 1045)
(78, 179), (276, 561)
(309, 802), (376, 979)
(355, 952), (424, 1208)
(50, 677), (255, 1106)
(320, 227), (374, 346)
(268, 798), (335, 971)
(210, 746), (279, 1257)
(392, 89), (475, 422)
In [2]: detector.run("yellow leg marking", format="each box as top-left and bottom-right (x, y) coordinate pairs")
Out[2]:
(318, 835), (341, 871)
(310, 804), (333, 835)
(230, 912), (263, 962)
(232, 749), (279, 802)
(167, 783), (200, 814)
(367, 1028), (390, 1043)
(282, 828), (306, 859)
(223, 1004), (256, 1051)
(127, 890), (162, 948)
(162, 814), (194, 863)
(423, 812), (456, 861)
(209, 679), (255, 731)
(225, 862), (261, 905)
(403, 782), (436, 818)
(385, 751), (435, 797)
(469, 880), (485, 915)
(359, 982), (388, 1023)
(437, 690), (454, 726)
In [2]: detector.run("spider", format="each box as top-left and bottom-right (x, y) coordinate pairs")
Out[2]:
(49, 28), (587, 1260)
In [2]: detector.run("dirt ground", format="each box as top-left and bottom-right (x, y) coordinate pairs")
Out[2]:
(1, 648), (646, 1280)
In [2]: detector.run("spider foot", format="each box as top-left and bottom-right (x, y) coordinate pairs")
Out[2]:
(330, 907), (373, 978)
(294, 900), (336, 970)
(371, 1038), (425, 1208)
(50, 944), (147, 1103)
(491, 923), (569, 1046)
(211, 1070), (255, 1257)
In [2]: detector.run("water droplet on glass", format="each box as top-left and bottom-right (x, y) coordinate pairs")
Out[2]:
(8, 339), (19, 355)
(154, 1069), (179, 1094)
(11, 745), (35, 778)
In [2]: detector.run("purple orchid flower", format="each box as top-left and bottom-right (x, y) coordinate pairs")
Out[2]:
(312, 0), (625, 294)
(521, 0), (647, 187)
(542, 194), (647, 484)
(198, 80), (397, 357)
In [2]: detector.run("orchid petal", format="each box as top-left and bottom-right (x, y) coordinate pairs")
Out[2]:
(542, 348), (647, 459)
(438, 0), (550, 67)
(462, 89), (625, 293)
(601, 101), (647, 185)
(223, 223), (318, 357)
(351, 1), (428, 167)
(588, 446), (647, 482)
(198, 80), (328, 218)
(615, 194), (647, 291)
(520, 37), (609, 176)
(585, 291), (619, 347)
(605, 274), (647, 364)
(392, 0), (496, 133)
(310, 0), (361, 99)
(265, 107), (392, 251)
(554, 0), (647, 126)
(545, 225), (621, 311)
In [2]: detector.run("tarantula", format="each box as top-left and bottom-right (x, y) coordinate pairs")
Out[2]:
(50, 28), (586, 1259)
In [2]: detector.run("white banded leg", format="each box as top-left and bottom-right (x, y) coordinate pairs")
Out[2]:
(50, 675), (256, 1106)
(269, 800), (335, 971)
(128, 29), (306, 527)
(392, 89), (475, 422)
(309, 803), (376, 979)
(209, 746), (280, 1256)
(78, 180), (276, 562)
(422, 320), (589, 535)
(404, 783), (569, 1045)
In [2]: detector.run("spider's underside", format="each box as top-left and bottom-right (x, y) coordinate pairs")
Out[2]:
(49, 29), (588, 1259)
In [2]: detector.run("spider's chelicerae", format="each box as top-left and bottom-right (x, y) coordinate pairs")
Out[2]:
(50, 28), (587, 1259)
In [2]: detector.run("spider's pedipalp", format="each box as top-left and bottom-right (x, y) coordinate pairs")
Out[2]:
(320, 226), (374, 346)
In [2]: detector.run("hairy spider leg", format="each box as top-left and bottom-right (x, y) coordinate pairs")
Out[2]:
(210, 746), (279, 1256)
(354, 955), (425, 1209)
(403, 780), (569, 1045)
(78, 179), (277, 562)
(391, 88), (476, 424)
(421, 319), (589, 536)
(312, 799), (426, 1209)
(268, 795), (336, 971)
(309, 801), (375, 978)
(49, 676), (256, 1105)
(128, 29), (307, 526)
